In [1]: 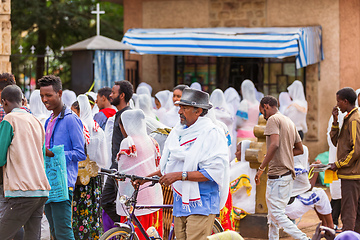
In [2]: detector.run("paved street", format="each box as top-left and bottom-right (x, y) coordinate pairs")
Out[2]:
(243, 187), (338, 239)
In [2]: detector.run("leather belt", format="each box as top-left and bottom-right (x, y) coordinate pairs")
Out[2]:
(268, 170), (292, 179)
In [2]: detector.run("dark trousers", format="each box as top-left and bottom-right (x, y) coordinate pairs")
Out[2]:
(341, 179), (360, 232)
(101, 176), (120, 223)
(0, 197), (47, 240)
(331, 198), (341, 225)
(45, 190), (74, 240)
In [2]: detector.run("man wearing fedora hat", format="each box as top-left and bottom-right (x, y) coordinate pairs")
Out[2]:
(141, 88), (230, 240)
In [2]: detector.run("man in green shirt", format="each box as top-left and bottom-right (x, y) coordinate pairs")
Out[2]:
(0, 85), (50, 240)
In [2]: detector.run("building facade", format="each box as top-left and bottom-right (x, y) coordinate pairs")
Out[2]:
(123, 0), (360, 159)
(0, 0), (11, 73)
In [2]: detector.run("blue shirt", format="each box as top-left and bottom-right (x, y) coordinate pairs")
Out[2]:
(172, 170), (220, 217)
(44, 106), (86, 189)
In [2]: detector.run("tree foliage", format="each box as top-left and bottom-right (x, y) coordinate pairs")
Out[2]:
(11, 0), (123, 89)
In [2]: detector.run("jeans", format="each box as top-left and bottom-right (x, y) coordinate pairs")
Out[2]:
(45, 189), (74, 240)
(266, 175), (308, 240)
(0, 196), (47, 240)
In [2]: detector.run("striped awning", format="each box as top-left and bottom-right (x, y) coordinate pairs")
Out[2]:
(122, 26), (323, 69)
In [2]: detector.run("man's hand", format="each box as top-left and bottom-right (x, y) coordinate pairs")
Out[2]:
(332, 106), (339, 124)
(255, 170), (263, 185)
(46, 148), (54, 157)
(159, 172), (182, 186)
(329, 163), (338, 171)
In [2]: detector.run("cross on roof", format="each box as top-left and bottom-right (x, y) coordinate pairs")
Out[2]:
(91, 3), (105, 36)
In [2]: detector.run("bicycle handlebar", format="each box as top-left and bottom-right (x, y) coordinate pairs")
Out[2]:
(100, 168), (160, 183)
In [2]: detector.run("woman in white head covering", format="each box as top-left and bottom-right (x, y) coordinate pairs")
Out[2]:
(29, 89), (51, 126)
(85, 92), (99, 116)
(72, 94), (109, 239)
(224, 87), (241, 161)
(210, 89), (233, 127)
(230, 140), (256, 220)
(62, 89), (77, 108)
(224, 87), (241, 117)
(137, 84), (156, 109)
(78, 94), (109, 168)
(116, 109), (163, 235)
(190, 82), (202, 91)
(284, 80), (308, 139)
(136, 85), (151, 96)
(237, 80), (260, 140)
(163, 85), (188, 127)
(138, 94), (157, 120)
(137, 82), (153, 95)
(210, 89), (234, 157)
(278, 92), (292, 114)
(355, 88), (360, 107)
(155, 90), (172, 123)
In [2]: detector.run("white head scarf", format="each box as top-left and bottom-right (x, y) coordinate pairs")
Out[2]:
(29, 90), (51, 126)
(279, 92), (292, 114)
(85, 91), (99, 116)
(155, 90), (172, 111)
(78, 94), (109, 168)
(137, 82), (153, 95)
(122, 109), (147, 137)
(62, 90), (77, 107)
(224, 87), (241, 117)
(210, 89), (233, 128)
(285, 80), (308, 133)
(287, 80), (307, 109)
(238, 80), (259, 120)
(138, 94), (157, 120)
(210, 89), (231, 112)
(241, 80), (258, 103)
(136, 86), (151, 96)
(78, 94), (95, 132)
(237, 80), (260, 133)
(190, 82), (202, 91)
(356, 88), (360, 107)
(239, 140), (251, 162)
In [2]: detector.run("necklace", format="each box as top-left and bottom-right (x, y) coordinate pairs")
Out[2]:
(50, 113), (59, 122)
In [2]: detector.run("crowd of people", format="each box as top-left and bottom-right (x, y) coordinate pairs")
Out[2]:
(0, 71), (359, 240)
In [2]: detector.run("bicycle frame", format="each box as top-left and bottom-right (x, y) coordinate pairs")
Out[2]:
(117, 180), (174, 240)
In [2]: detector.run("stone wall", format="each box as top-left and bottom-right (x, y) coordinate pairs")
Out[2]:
(209, 0), (266, 27)
(0, 0), (10, 73)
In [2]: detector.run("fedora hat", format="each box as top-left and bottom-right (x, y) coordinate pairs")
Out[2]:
(175, 88), (213, 109)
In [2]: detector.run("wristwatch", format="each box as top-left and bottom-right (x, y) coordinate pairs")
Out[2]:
(182, 171), (187, 181)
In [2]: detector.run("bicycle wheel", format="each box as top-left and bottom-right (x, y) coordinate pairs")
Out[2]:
(211, 218), (224, 234)
(100, 227), (139, 240)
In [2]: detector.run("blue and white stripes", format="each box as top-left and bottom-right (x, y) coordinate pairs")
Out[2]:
(122, 27), (323, 69)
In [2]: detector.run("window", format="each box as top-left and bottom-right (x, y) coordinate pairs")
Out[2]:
(175, 56), (217, 92)
(175, 56), (306, 97)
(262, 57), (306, 98)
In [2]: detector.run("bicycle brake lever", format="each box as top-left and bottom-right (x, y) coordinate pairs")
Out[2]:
(149, 176), (160, 187)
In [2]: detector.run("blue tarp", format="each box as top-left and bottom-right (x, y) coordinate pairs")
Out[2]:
(122, 26), (323, 69)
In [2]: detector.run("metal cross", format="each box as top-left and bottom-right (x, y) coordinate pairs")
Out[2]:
(91, 3), (105, 36)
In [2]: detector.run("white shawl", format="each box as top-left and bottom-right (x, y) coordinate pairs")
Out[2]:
(160, 117), (229, 210)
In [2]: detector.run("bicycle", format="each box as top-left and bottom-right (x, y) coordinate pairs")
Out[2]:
(99, 168), (224, 240)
